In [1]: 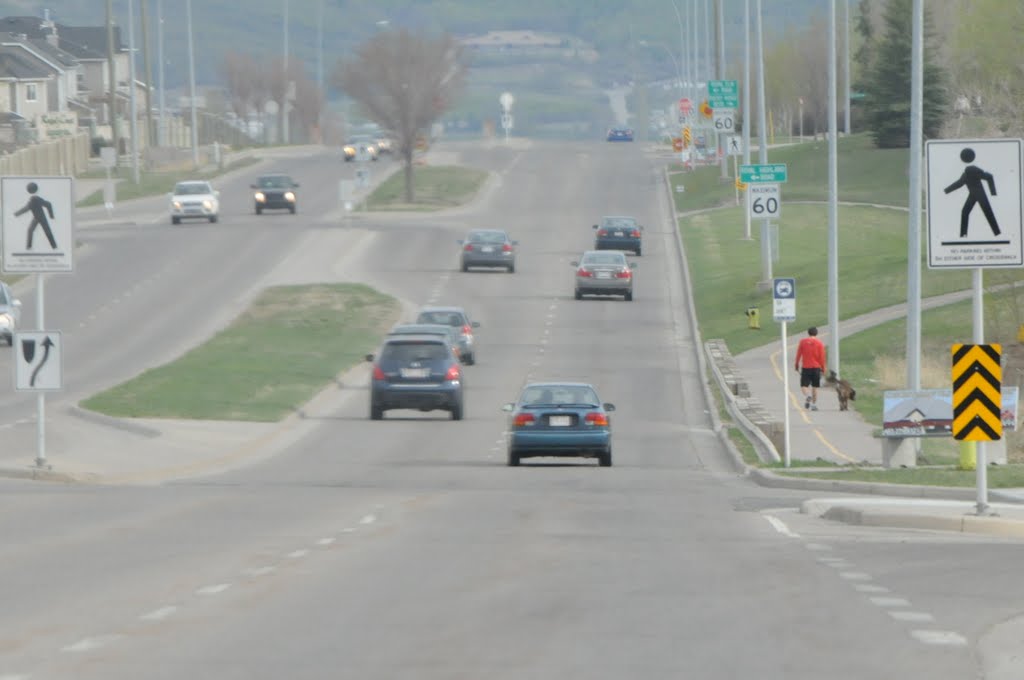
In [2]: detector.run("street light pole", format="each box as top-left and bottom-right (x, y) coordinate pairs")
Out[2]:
(156, 0), (165, 146)
(283, 0), (290, 145)
(755, 0), (772, 281)
(843, 0), (851, 134)
(717, 0), (727, 179)
(828, 0), (840, 377)
(742, 0), (752, 239)
(127, 0), (140, 183)
(186, 0), (199, 168)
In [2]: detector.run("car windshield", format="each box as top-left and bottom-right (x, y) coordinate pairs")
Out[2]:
(390, 325), (448, 337)
(380, 341), (449, 363)
(602, 217), (637, 229)
(258, 176), (291, 188)
(174, 183), (211, 195)
(582, 253), (626, 266)
(520, 385), (600, 408)
(0, 287), (7, 305)
(416, 311), (466, 327)
(468, 231), (507, 244)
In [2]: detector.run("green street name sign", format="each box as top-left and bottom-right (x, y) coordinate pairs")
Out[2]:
(740, 163), (788, 183)
(708, 79), (739, 108)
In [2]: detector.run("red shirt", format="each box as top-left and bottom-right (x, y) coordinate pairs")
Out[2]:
(795, 337), (826, 370)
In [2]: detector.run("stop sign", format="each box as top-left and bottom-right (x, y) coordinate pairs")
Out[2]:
(678, 98), (692, 115)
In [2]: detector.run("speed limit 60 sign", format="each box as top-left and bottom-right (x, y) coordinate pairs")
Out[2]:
(748, 183), (781, 219)
(713, 109), (735, 133)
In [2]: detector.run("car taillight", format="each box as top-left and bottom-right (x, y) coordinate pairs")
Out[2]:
(585, 412), (609, 426)
(462, 324), (472, 336)
(463, 244), (474, 251)
(372, 365), (386, 380)
(597, 229), (608, 236)
(445, 364), (461, 381)
(577, 268), (592, 277)
(513, 413), (536, 427)
(502, 243), (513, 252)
(630, 230), (641, 237)
(615, 269), (632, 279)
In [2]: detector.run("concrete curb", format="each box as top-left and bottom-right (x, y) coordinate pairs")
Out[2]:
(814, 505), (1024, 538)
(66, 405), (162, 438)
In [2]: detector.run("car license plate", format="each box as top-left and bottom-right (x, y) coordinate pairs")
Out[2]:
(614, 231), (623, 236)
(482, 246), (494, 252)
(596, 271), (611, 279)
(400, 368), (430, 378)
(549, 415), (571, 426)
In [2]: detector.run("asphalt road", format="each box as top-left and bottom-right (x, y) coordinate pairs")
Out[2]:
(0, 139), (1019, 679)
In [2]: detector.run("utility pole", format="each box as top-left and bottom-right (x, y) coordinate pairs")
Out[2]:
(317, 0), (324, 144)
(127, 0), (140, 183)
(907, 0), (924, 395)
(140, 0), (154, 147)
(186, 0), (199, 168)
(828, 0), (840, 376)
(283, 0), (290, 145)
(755, 0), (771, 281)
(717, 0), (727, 180)
(691, 0), (698, 159)
(157, 0), (165, 146)
(106, 0), (119, 168)
(742, 0), (752, 239)
(843, 0), (851, 134)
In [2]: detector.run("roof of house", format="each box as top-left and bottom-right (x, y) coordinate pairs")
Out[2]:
(0, 33), (75, 72)
(29, 37), (78, 67)
(0, 16), (50, 39)
(54, 24), (123, 60)
(0, 47), (52, 80)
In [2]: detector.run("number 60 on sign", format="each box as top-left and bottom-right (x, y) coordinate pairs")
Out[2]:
(748, 183), (781, 219)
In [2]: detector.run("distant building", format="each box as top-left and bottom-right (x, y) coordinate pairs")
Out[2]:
(460, 30), (565, 49)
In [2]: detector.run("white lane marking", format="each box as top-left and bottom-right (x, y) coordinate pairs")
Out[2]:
(890, 611), (934, 622)
(840, 572), (872, 581)
(854, 584), (890, 593)
(287, 549), (309, 559)
(244, 566), (276, 577)
(0, 424), (12, 431)
(910, 630), (968, 646)
(317, 538), (336, 546)
(764, 514), (800, 538)
(806, 543), (832, 551)
(870, 597), (911, 608)
(196, 583), (232, 595)
(140, 606), (177, 621)
(824, 561), (854, 569)
(62, 635), (122, 653)
(341, 528), (357, 533)
(0, 674), (31, 680)
(359, 514), (376, 525)
(816, 556), (846, 564)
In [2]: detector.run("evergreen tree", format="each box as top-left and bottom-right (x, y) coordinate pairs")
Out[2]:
(852, 0), (875, 93)
(863, 0), (948, 148)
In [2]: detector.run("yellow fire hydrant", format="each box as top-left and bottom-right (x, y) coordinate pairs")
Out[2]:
(959, 440), (977, 471)
(745, 307), (760, 330)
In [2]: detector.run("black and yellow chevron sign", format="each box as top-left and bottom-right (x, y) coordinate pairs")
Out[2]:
(951, 343), (1002, 441)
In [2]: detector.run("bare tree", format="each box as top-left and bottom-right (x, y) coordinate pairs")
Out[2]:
(291, 73), (324, 143)
(333, 30), (466, 202)
(221, 50), (255, 122)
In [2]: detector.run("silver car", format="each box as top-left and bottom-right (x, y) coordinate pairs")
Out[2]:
(572, 250), (636, 301)
(170, 180), (220, 224)
(414, 306), (481, 365)
(458, 229), (518, 273)
(0, 281), (23, 346)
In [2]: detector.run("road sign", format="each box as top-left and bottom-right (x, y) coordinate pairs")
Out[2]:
(925, 138), (1024, 268)
(708, 79), (739, 109)
(99, 146), (116, 169)
(500, 91), (514, 111)
(740, 163), (788, 183)
(699, 100), (713, 119)
(678, 97), (692, 115)
(726, 135), (743, 156)
(713, 109), (735, 133)
(501, 113), (513, 130)
(14, 331), (62, 391)
(749, 184), (781, 219)
(682, 127), (692, 147)
(672, 137), (683, 152)
(952, 343), (1002, 441)
(355, 167), (370, 189)
(1, 176), (75, 273)
(772, 277), (796, 322)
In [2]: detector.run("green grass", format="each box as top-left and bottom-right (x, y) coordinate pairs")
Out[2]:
(366, 165), (489, 211)
(777, 465), (1024, 488)
(76, 157), (262, 207)
(80, 284), (401, 422)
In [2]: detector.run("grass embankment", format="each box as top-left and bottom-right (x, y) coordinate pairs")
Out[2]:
(76, 156), (261, 207)
(673, 132), (1024, 485)
(81, 284), (400, 422)
(365, 165), (489, 211)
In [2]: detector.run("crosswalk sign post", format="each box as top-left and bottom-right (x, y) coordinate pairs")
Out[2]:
(773, 277), (796, 468)
(952, 342), (1002, 515)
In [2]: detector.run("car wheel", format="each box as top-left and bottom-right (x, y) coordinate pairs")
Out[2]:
(450, 398), (464, 421)
(636, 248), (642, 256)
(290, 206), (297, 214)
(599, 448), (612, 467)
(463, 352), (475, 366)
(255, 207), (262, 215)
(461, 262), (469, 272)
(508, 451), (520, 467)
(508, 264), (515, 273)
(574, 290), (583, 300)
(209, 215), (218, 223)
(171, 216), (181, 225)
(370, 400), (383, 420)
(625, 291), (633, 302)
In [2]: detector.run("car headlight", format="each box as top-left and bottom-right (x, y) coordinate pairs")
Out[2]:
(255, 192), (266, 202)
(284, 191), (296, 201)
(203, 200), (214, 210)
(0, 313), (12, 329)
(172, 200), (182, 210)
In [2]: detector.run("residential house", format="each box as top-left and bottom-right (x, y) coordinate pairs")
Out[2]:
(0, 47), (51, 146)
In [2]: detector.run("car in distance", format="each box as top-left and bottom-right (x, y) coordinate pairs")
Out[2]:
(387, 323), (463, 362)
(606, 126), (634, 142)
(504, 382), (615, 467)
(251, 174), (299, 214)
(457, 229), (518, 273)
(170, 180), (220, 224)
(572, 250), (636, 301)
(343, 136), (379, 162)
(366, 334), (464, 420)
(414, 306), (480, 365)
(594, 215), (643, 255)
(0, 281), (22, 346)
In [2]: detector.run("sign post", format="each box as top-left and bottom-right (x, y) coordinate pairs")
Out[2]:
(773, 277), (796, 468)
(1, 176), (75, 470)
(500, 92), (515, 143)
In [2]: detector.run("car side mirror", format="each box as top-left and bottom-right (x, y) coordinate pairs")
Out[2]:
(365, 354), (374, 362)
(502, 403), (515, 412)
(12, 299), (21, 308)
(456, 239), (464, 245)
(293, 183), (300, 187)
(592, 225), (599, 229)
(603, 403), (616, 412)
(214, 190), (220, 197)
(629, 263), (637, 269)
(570, 261), (579, 267)
(471, 321), (480, 328)
(511, 240), (519, 245)
(250, 184), (257, 189)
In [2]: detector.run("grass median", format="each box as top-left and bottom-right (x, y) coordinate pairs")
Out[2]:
(364, 164), (489, 211)
(80, 283), (401, 422)
(76, 156), (261, 207)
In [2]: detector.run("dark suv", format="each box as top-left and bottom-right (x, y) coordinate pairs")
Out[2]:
(593, 216), (643, 255)
(366, 335), (465, 420)
(251, 174), (299, 214)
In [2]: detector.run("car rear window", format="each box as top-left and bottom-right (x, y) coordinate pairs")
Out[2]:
(520, 385), (600, 407)
(416, 312), (466, 327)
(582, 253), (626, 266)
(380, 341), (449, 363)
(468, 231), (505, 243)
(603, 218), (637, 229)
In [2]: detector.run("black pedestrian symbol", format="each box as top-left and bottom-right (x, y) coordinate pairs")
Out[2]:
(944, 148), (1000, 238)
(730, 137), (740, 153)
(13, 182), (58, 249)
(21, 336), (54, 387)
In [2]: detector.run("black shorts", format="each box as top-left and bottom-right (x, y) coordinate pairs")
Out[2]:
(800, 367), (822, 388)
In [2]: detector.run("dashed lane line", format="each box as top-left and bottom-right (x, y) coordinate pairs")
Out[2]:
(763, 514), (800, 538)
(196, 583), (232, 595)
(870, 596), (911, 608)
(139, 606), (177, 622)
(61, 635), (122, 653)
(890, 611), (935, 623)
(910, 630), (968, 646)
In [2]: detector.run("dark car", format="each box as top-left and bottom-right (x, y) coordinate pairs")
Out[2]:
(593, 215), (643, 255)
(457, 229), (518, 273)
(387, 323), (464, 363)
(0, 281), (22, 346)
(414, 306), (480, 365)
(606, 126), (634, 142)
(251, 174), (299, 214)
(366, 335), (465, 420)
(504, 382), (615, 467)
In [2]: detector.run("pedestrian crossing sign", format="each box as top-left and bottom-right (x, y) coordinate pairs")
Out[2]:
(1, 176), (75, 273)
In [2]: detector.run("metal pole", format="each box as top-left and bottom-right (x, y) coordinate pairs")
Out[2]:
(755, 0), (771, 281)
(691, 0), (699, 164)
(703, 0), (712, 83)
(186, 0), (199, 167)
(906, 0), (923, 395)
(127, 0), (140, 184)
(742, 0), (752, 239)
(843, 0), (851, 134)
(34, 274), (46, 469)
(782, 320), (791, 468)
(828, 0), (840, 377)
(974, 268), (989, 514)
(283, 0), (290, 145)
(140, 0), (154, 148)
(106, 0), (119, 168)
(157, 0), (165, 146)
(717, 0), (728, 180)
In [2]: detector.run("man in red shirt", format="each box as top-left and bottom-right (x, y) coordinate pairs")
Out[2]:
(794, 326), (827, 411)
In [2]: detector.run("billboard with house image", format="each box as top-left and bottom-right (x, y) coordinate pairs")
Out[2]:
(883, 388), (1018, 437)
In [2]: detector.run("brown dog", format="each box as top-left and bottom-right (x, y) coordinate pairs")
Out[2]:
(826, 370), (856, 411)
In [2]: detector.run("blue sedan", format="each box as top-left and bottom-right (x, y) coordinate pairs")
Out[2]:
(504, 382), (615, 467)
(606, 126), (634, 142)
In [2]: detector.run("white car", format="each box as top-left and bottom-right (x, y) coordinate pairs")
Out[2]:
(170, 180), (220, 224)
(0, 281), (22, 347)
